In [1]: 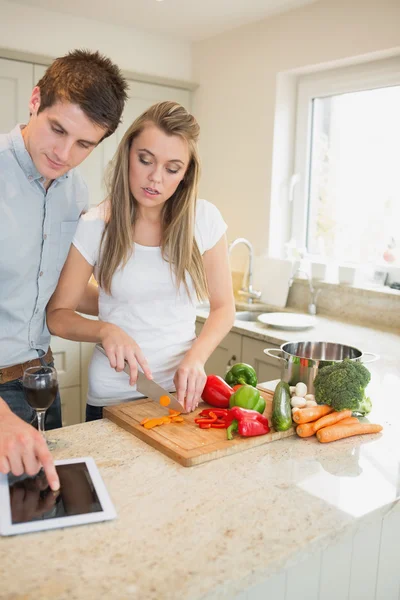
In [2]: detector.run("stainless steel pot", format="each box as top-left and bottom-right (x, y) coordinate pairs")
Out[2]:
(264, 341), (379, 394)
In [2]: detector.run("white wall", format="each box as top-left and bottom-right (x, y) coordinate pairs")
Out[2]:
(0, 0), (192, 81)
(192, 0), (400, 269)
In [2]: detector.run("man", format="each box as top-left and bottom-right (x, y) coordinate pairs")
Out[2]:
(0, 49), (128, 489)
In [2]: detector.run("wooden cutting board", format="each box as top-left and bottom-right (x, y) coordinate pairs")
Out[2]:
(103, 388), (295, 467)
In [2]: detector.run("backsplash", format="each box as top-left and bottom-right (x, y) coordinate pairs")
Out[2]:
(287, 279), (400, 331)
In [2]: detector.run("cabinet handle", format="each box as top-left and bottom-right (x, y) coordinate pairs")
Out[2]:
(226, 354), (237, 372)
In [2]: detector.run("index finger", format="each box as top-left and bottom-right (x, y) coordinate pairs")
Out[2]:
(36, 443), (60, 491)
(135, 347), (152, 380)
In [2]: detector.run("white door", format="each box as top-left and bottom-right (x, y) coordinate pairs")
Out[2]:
(0, 58), (33, 132)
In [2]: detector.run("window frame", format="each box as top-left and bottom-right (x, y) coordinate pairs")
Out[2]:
(291, 56), (400, 260)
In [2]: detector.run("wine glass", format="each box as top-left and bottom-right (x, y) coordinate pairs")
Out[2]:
(22, 366), (58, 446)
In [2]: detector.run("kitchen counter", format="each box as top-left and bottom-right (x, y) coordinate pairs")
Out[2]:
(197, 305), (400, 389)
(2, 365), (400, 599)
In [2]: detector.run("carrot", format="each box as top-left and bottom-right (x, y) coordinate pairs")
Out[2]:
(316, 422), (383, 443)
(171, 416), (184, 423)
(140, 418), (150, 425)
(160, 395), (171, 407)
(143, 417), (166, 429)
(312, 409), (353, 432)
(168, 409), (181, 416)
(296, 413), (357, 438)
(293, 405), (334, 424)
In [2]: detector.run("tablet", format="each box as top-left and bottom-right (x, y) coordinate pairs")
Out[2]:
(0, 457), (116, 536)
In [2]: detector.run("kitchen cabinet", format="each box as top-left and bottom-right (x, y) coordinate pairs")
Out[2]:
(241, 337), (281, 382)
(196, 320), (281, 381)
(195, 322), (242, 377)
(51, 336), (82, 426)
(0, 58), (32, 131)
(60, 385), (82, 427)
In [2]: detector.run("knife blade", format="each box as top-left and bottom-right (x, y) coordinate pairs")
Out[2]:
(135, 372), (186, 414)
(95, 344), (186, 413)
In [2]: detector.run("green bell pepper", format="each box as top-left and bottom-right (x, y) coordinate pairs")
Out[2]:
(225, 363), (257, 387)
(229, 384), (266, 414)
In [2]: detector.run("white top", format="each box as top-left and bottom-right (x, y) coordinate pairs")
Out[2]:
(72, 199), (227, 406)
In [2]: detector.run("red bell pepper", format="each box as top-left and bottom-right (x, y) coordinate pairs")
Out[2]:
(226, 406), (270, 440)
(201, 375), (233, 408)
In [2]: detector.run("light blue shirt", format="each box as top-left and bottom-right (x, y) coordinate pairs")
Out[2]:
(0, 125), (88, 368)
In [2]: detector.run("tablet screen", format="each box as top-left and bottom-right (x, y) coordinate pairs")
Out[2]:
(8, 462), (102, 525)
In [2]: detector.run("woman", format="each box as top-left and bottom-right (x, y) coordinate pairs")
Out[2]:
(47, 101), (235, 419)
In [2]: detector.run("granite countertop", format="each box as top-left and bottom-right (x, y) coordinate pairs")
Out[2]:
(2, 365), (400, 599)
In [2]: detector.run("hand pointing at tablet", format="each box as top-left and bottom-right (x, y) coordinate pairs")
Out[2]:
(0, 399), (60, 491)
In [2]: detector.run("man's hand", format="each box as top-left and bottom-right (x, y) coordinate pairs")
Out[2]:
(10, 471), (59, 523)
(0, 400), (59, 491)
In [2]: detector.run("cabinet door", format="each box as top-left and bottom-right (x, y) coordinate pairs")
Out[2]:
(60, 385), (82, 426)
(51, 336), (80, 389)
(0, 58), (33, 132)
(80, 341), (96, 421)
(242, 337), (282, 384)
(196, 321), (242, 377)
(116, 80), (191, 143)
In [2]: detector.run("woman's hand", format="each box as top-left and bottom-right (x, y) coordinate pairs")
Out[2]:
(174, 357), (206, 412)
(99, 323), (152, 385)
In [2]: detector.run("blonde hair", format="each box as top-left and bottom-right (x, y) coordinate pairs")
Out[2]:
(98, 101), (208, 301)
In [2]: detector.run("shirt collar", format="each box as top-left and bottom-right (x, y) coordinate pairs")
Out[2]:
(10, 124), (69, 183)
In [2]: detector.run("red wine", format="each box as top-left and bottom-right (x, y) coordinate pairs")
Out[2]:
(23, 383), (58, 411)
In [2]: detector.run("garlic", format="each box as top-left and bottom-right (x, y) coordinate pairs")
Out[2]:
(289, 386), (296, 396)
(305, 394), (315, 402)
(291, 396), (307, 408)
(295, 382), (308, 398)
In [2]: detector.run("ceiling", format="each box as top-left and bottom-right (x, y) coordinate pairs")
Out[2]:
(11, 0), (317, 41)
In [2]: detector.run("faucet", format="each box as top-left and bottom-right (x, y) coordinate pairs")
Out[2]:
(228, 238), (262, 305)
(289, 269), (321, 315)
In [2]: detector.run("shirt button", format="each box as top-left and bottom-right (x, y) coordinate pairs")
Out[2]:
(39, 271), (43, 277)
(35, 308), (39, 314)
(28, 175), (33, 181)
(43, 234), (47, 240)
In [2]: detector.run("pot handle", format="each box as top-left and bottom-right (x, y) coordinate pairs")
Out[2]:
(264, 348), (286, 362)
(360, 352), (380, 364)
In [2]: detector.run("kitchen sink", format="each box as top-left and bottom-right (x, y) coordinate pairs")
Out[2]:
(234, 311), (264, 322)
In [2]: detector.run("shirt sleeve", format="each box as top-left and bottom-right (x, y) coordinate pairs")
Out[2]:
(195, 199), (228, 254)
(72, 206), (105, 266)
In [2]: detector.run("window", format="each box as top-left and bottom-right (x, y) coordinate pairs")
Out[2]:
(291, 57), (400, 266)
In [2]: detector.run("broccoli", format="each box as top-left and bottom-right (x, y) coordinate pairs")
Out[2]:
(313, 359), (372, 416)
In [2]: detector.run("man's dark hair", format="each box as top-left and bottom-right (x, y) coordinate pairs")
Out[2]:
(36, 49), (128, 139)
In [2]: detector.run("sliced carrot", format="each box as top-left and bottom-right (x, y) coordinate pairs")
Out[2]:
(140, 418), (150, 425)
(168, 409), (181, 417)
(296, 413), (357, 438)
(143, 417), (166, 429)
(171, 416), (184, 423)
(160, 395), (171, 407)
(293, 405), (334, 424)
(316, 422), (383, 443)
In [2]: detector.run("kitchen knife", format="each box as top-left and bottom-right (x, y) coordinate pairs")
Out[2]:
(95, 344), (186, 413)
(135, 372), (186, 414)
